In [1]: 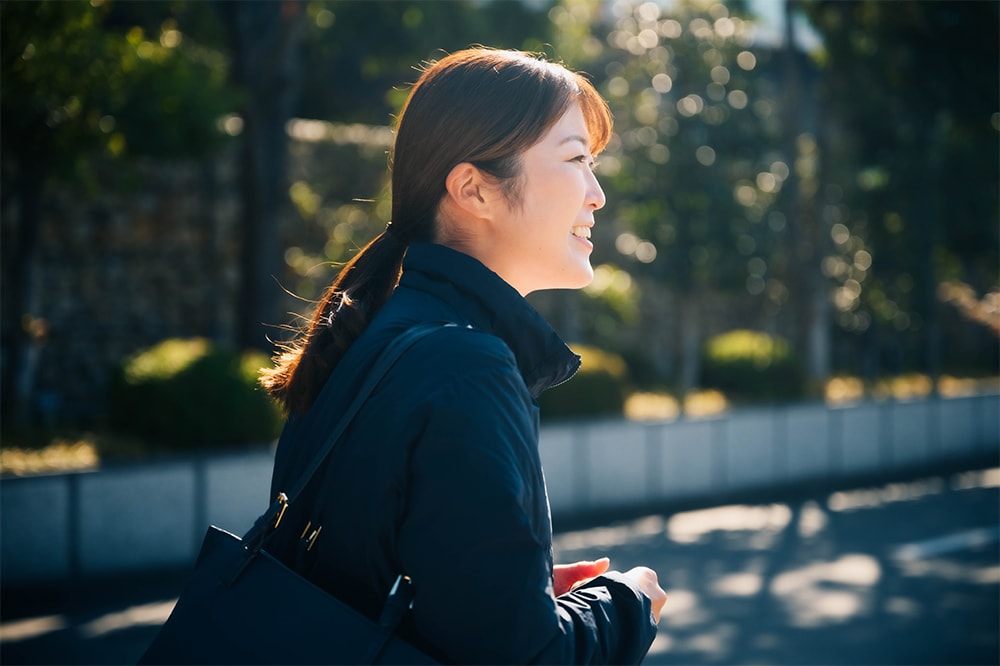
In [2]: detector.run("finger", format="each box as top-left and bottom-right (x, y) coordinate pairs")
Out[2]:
(567, 558), (611, 591)
(589, 557), (610, 577)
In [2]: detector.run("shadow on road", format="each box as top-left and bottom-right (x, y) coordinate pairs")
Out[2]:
(2, 467), (998, 665)
(553, 467), (999, 665)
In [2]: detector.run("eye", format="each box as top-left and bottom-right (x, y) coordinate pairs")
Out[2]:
(571, 155), (598, 170)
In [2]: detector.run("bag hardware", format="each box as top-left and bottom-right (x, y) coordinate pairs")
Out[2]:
(273, 493), (289, 527)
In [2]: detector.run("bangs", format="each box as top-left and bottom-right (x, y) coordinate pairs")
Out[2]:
(574, 73), (614, 154)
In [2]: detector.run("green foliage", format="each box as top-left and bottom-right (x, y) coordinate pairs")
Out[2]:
(700, 329), (804, 402)
(0, 0), (238, 176)
(297, 0), (555, 124)
(107, 338), (283, 449)
(592, 0), (789, 297)
(281, 135), (394, 303)
(803, 0), (999, 370)
(538, 345), (629, 421)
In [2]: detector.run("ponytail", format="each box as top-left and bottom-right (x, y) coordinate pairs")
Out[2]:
(261, 230), (407, 415)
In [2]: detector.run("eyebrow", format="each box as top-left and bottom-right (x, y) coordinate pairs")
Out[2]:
(558, 134), (591, 150)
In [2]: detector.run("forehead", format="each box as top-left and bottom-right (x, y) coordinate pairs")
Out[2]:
(540, 104), (590, 148)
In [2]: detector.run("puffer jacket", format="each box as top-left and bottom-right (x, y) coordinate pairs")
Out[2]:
(268, 242), (657, 664)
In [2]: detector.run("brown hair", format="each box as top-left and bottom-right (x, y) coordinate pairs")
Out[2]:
(261, 48), (612, 415)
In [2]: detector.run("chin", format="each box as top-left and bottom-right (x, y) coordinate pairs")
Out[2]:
(565, 265), (595, 290)
(529, 261), (593, 293)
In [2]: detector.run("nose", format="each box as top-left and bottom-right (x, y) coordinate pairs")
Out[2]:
(586, 167), (606, 211)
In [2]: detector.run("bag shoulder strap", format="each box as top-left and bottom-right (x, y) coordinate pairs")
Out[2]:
(244, 322), (452, 546)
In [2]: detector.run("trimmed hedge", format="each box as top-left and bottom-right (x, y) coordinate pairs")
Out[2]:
(107, 338), (283, 449)
(700, 329), (805, 402)
(538, 345), (629, 421)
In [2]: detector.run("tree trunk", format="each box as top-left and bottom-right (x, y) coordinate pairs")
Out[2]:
(217, 0), (305, 352)
(678, 291), (701, 401)
(1, 159), (45, 429)
(915, 124), (942, 389)
(783, 0), (830, 386)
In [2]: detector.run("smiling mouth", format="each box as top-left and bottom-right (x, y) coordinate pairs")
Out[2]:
(571, 225), (592, 240)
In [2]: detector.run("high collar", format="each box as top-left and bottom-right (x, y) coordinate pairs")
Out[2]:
(397, 243), (580, 397)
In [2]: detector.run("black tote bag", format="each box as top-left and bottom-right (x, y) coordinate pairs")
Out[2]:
(140, 324), (446, 665)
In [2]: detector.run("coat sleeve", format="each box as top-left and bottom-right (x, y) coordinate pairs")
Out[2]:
(396, 339), (657, 665)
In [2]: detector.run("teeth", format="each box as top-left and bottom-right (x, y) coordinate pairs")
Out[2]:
(572, 226), (591, 239)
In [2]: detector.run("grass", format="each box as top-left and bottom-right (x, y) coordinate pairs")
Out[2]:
(0, 430), (149, 477)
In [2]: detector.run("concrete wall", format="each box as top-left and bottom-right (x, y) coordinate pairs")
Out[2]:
(540, 393), (999, 516)
(2, 393), (997, 585)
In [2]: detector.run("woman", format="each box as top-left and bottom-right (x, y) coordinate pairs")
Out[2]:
(262, 48), (666, 664)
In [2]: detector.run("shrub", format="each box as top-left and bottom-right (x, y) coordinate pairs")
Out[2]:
(700, 330), (804, 402)
(107, 338), (283, 449)
(538, 345), (629, 421)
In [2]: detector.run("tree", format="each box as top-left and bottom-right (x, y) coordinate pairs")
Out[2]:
(0, 0), (237, 427)
(296, 0), (554, 125)
(779, 0), (830, 384)
(559, 0), (809, 397)
(214, 0), (307, 352)
(802, 0), (999, 378)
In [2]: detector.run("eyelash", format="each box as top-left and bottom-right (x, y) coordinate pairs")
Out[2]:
(572, 155), (599, 170)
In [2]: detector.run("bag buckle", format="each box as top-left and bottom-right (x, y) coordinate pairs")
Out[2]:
(298, 521), (323, 551)
(242, 492), (290, 550)
(273, 492), (289, 528)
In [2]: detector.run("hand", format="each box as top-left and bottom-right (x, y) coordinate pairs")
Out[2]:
(622, 566), (667, 624)
(552, 557), (610, 596)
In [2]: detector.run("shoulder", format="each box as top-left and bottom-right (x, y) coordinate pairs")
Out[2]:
(385, 324), (527, 401)
(416, 324), (515, 367)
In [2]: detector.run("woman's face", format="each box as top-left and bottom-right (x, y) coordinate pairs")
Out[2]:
(489, 103), (606, 296)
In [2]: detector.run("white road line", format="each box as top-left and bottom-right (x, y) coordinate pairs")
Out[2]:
(892, 525), (1000, 562)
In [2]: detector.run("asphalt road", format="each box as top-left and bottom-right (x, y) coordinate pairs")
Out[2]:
(2, 464), (997, 665)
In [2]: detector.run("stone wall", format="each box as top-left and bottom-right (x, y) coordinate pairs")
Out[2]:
(27, 155), (242, 423)
(22, 123), (394, 426)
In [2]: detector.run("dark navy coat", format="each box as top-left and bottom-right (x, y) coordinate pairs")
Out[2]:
(269, 242), (657, 664)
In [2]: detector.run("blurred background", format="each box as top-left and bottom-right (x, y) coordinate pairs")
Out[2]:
(0, 0), (997, 664)
(1, 0), (997, 455)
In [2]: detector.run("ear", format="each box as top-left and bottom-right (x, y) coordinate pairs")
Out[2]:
(443, 162), (500, 221)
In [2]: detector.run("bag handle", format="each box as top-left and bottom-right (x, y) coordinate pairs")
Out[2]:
(243, 322), (452, 548)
